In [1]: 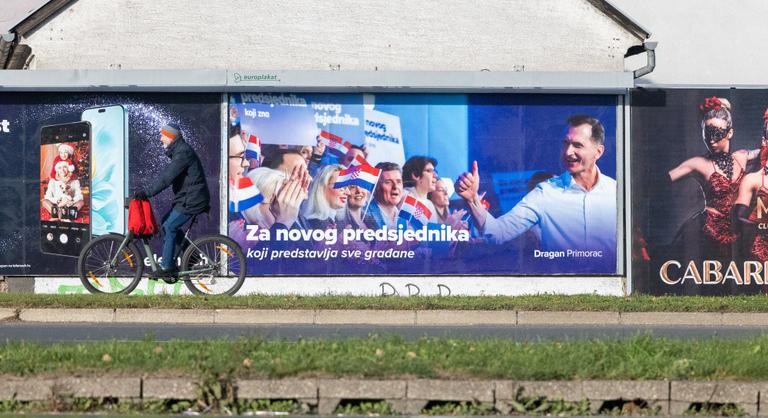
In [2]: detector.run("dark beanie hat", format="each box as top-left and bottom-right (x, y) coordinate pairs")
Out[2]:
(160, 123), (182, 140)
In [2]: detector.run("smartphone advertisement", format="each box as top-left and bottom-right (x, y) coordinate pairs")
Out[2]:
(39, 122), (91, 257)
(82, 105), (128, 236)
(0, 93), (221, 275)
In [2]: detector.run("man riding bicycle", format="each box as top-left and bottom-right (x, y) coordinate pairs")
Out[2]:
(134, 124), (210, 277)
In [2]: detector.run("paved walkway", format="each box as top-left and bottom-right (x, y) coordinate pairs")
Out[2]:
(1, 308), (764, 325)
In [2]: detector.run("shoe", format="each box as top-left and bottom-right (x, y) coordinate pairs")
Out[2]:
(158, 266), (179, 277)
(157, 267), (179, 285)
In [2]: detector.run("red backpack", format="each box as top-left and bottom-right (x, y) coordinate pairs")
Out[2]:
(127, 199), (158, 237)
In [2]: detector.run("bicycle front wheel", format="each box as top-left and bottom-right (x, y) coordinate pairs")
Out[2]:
(181, 234), (246, 296)
(78, 233), (144, 294)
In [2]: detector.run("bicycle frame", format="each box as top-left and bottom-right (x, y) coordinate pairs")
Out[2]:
(108, 217), (215, 279)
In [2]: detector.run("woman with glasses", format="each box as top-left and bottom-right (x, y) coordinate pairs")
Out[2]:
(227, 135), (252, 243)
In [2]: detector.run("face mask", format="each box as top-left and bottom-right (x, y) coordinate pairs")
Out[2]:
(704, 125), (730, 144)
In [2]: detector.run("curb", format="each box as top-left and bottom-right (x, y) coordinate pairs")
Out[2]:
(7, 308), (768, 325)
(2, 378), (768, 415)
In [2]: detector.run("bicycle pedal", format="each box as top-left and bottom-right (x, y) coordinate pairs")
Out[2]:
(148, 276), (177, 283)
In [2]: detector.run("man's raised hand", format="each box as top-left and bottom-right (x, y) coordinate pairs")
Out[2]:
(456, 160), (480, 201)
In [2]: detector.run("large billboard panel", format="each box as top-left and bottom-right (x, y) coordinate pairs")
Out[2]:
(632, 89), (768, 294)
(229, 93), (620, 276)
(0, 93), (221, 275)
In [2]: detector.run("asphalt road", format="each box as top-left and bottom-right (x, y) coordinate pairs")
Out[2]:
(2, 322), (768, 342)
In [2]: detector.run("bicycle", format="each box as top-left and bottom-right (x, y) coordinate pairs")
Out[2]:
(77, 201), (247, 295)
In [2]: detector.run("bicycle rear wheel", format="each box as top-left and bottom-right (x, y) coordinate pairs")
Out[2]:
(181, 234), (246, 296)
(78, 233), (143, 294)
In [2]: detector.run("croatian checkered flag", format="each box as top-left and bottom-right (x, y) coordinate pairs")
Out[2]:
(229, 177), (263, 212)
(246, 134), (261, 160)
(398, 194), (432, 228)
(319, 130), (352, 157)
(334, 164), (381, 192)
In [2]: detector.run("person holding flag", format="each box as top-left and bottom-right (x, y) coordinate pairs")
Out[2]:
(228, 134), (251, 212)
(226, 133), (253, 243)
(335, 156), (382, 230)
(338, 185), (380, 230)
(302, 165), (351, 230)
(402, 156), (439, 224)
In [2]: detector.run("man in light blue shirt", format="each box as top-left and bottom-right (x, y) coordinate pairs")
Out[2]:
(456, 115), (616, 259)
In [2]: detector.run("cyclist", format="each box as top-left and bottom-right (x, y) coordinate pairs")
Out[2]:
(134, 123), (210, 277)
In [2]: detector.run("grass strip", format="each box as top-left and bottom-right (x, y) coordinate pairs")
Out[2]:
(3, 334), (768, 380)
(3, 293), (768, 312)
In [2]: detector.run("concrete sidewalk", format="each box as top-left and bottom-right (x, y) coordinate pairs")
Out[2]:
(1, 308), (764, 325)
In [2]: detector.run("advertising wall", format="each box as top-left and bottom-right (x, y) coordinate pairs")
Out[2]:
(632, 89), (768, 295)
(228, 93), (621, 276)
(0, 90), (625, 292)
(0, 93), (221, 275)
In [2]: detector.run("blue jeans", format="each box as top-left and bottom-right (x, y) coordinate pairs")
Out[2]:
(160, 208), (192, 271)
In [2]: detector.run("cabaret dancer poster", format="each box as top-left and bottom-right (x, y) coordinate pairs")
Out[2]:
(228, 92), (621, 276)
(632, 89), (768, 295)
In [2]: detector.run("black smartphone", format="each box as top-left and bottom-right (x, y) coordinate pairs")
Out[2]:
(40, 121), (91, 257)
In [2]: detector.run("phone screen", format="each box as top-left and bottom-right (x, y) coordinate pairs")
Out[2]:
(40, 122), (91, 257)
(82, 105), (128, 236)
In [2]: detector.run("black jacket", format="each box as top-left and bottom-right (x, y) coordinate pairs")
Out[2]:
(146, 137), (210, 215)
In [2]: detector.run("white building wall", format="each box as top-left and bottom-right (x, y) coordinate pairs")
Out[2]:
(613, 0), (768, 86)
(23, 0), (642, 71)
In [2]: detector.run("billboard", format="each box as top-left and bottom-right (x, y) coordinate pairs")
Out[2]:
(229, 93), (620, 275)
(632, 89), (768, 294)
(0, 93), (221, 275)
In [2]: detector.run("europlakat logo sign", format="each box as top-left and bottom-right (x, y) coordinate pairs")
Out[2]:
(232, 72), (280, 83)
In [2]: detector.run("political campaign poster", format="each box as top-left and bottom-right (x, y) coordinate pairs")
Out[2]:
(632, 89), (768, 295)
(228, 92), (620, 275)
(0, 93), (221, 275)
